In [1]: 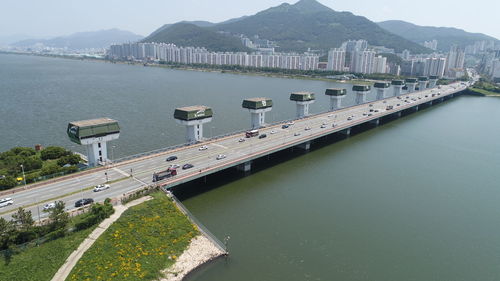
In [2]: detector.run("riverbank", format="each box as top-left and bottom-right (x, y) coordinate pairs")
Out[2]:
(160, 235), (225, 281)
(0, 51), (372, 85)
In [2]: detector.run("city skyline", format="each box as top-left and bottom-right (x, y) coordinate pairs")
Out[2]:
(0, 0), (499, 40)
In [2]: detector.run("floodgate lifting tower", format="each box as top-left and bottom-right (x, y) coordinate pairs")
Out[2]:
(405, 78), (418, 93)
(428, 75), (439, 88)
(67, 118), (120, 167)
(391, 80), (405, 96)
(418, 76), (429, 90)
(353, 85), (371, 105)
(242, 98), (273, 129)
(325, 88), (347, 111)
(174, 105), (213, 143)
(374, 82), (391, 100)
(290, 92), (315, 118)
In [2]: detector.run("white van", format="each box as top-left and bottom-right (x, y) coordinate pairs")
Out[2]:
(0, 197), (14, 208)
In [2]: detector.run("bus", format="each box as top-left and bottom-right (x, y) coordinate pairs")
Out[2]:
(245, 129), (259, 138)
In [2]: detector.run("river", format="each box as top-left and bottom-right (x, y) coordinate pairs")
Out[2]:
(1, 53), (499, 281)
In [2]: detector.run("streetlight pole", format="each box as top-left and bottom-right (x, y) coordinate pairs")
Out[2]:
(20, 164), (26, 188)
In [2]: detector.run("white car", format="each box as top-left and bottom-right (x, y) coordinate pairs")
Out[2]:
(170, 164), (180, 169)
(198, 145), (208, 151)
(0, 197), (13, 208)
(93, 184), (110, 192)
(320, 124), (327, 128)
(270, 130), (277, 134)
(43, 202), (56, 211)
(216, 154), (226, 160)
(304, 127), (311, 131)
(238, 138), (245, 142)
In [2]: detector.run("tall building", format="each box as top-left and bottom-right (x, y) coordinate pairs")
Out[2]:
(350, 50), (375, 74)
(372, 56), (387, 74)
(423, 57), (447, 77)
(327, 48), (346, 71)
(402, 49), (411, 60)
(446, 45), (465, 76)
(423, 40), (438, 51)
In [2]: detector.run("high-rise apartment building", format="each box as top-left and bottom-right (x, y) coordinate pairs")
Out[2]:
(326, 48), (346, 71)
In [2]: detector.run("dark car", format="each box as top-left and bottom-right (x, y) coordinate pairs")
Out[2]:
(182, 163), (194, 170)
(259, 134), (267, 139)
(75, 198), (94, 207)
(281, 125), (289, 129)
(166, 156), (178, 162)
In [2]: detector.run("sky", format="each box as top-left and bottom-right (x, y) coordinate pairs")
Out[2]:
(0, 0), (499, 40)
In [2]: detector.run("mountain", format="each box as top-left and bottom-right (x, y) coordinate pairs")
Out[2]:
(378, 20), (499, 51)
(142, 22), (250, 52)
(12, 29), (143, 50)
(212, 0), (430, 53)
(148, 21), (216, 38)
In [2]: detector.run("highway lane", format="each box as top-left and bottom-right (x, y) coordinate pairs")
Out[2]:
(0, 82), (468, 219)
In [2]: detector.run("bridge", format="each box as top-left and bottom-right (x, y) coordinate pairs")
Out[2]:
(0, 80), (470, 219)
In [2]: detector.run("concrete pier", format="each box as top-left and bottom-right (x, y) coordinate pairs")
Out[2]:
(418, 76), (429, 91)
(428, 75), (439, 88)
(242, 98), (273, 129)
(374, 82), (391, 100)
(325, 88), (347, 111)
(174, 106), (213, 143)
(290, 92), (315, 118)
(405, 78), (418, 93)
(353, 85), (371, 105)
(392, 80), (405, 96)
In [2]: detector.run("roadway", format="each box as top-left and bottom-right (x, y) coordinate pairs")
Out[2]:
(0, 81), (470, 220)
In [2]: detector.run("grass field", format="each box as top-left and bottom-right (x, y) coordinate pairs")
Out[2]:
(469, 87), (500, 96)
(0, 226), (96, 281)
(66, 192), (198, 281)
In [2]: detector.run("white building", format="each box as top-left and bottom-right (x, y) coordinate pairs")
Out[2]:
(372, 55), (387, 74)
(327, 48), (346, 71)
(350, 50), (375, 74)
(423, 57), (447, 77)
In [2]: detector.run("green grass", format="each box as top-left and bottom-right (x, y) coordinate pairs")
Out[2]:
(0, 227), (96, 281)
(470, 87), (500, 96)
(66, 192), (199, 281)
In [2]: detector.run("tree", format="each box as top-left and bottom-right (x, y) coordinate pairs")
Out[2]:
(0, 217), (16, 250)
(40, 146), (70, 160)
(47, 201), (69, 231)
(0, 176), (17, 190)
(57, 154), (81, 167)
(11, 207), (34, 232)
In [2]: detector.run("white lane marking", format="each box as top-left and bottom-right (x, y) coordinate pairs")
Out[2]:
(211, 143), (228, 149)
(112, 167), (130, 177)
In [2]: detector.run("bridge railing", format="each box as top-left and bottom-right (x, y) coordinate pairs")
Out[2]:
(112, 86), (462, 164)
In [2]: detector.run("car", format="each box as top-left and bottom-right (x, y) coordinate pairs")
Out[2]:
(259, 134), (267, 139)
(170, 164), (180, 169)
(182, 163), (194, 170)
(93, 184), (110, 192)
(216, 154), (226, 160)
(362, 113), (368, 116)
(198, 145), (208, 151)
(332, 123), (336, 128)
(281, 124), (289, 129)
(294, 132), (301, 136)
(238, 138), (245, 142)
(369, 104), (373, 107)
(304, 127), (311, 131)
(0, 197), (14, 208)
(320, 124), (327, 128)
(288, 122), (295, 126)
(166, 156), (177, 162)
(43, 202), (56, 211)
(75, 198), (94, 208)
(347, 117), (353, 121)
(270, 130), (277, 134)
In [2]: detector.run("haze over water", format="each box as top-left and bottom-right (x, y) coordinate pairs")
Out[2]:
(1, 53), (500, 280)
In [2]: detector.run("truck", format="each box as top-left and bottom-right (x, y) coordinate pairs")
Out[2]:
(245, 129), (259, 138)
(152, 167), (177, 182)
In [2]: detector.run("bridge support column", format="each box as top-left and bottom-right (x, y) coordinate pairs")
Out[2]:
(297, 141), (311, 151)
(414, 105), (419, 111)
(395, 111), (402, 118)
(369, 118), (380, 126)
(339, 128), (351, 136)
(237, 161), (252, 173)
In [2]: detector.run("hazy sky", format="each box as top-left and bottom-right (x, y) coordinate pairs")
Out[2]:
(1, 0), (498, 39)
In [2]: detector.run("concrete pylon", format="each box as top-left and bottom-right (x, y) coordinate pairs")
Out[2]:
(374, 81), (391, 100)
(290, 92), (315, 118)
(242, 98), (273, 129)
(405, 78), (418, 93)
(353, 85), (371, 105)
(325, 88), (347, 111)
(391, 80), (405, 96)
(174, 106), (213, 143)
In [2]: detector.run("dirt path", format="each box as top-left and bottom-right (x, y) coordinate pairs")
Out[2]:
(50, 196), (152, 281)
